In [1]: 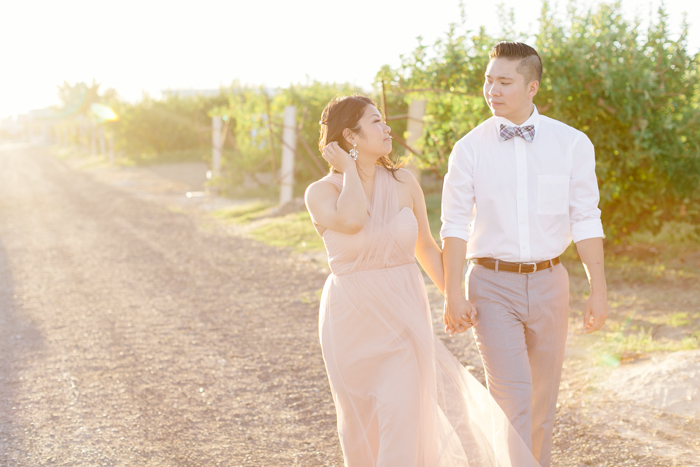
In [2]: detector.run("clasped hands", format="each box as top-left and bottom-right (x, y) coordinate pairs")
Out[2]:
(443, 294), (478, 337)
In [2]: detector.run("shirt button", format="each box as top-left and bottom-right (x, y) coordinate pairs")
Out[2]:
(520, 220), (526, 225)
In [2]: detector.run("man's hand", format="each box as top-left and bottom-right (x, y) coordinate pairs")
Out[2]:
(444, 294), (477, 336)
(584, 290), (608, 334)
(576, 237), (608, 334)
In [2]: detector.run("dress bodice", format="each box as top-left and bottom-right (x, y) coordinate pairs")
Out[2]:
(319, 167), (418, 276)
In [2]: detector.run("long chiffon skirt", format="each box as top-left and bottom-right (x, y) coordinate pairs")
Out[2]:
(319, 262), (539, 467)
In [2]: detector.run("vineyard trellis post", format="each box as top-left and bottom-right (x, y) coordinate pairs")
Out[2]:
(211, 116), (223, 177)
(108, 135), (115, 164)
(404, 100), (426, 184)
(279, 106), (297, 205)
(90, 121), (97, 156)
(98, 126), (106, 157)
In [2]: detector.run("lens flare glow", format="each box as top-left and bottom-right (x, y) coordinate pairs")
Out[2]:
(90, 103), (119, 122)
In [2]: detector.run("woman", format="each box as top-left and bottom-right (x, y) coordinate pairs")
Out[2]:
(305, 95), (539, 467)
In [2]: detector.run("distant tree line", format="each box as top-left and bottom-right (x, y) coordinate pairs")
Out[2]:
(55, 1), (698, 240)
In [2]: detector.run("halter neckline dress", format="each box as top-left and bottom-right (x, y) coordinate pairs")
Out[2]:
(317, 166), (539, 467)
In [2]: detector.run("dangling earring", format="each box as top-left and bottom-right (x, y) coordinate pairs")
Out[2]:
(349, 142), (359, 161)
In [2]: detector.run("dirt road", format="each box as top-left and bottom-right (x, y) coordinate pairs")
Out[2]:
(0, 146), (341, 466)
(0, 146), (690, 466)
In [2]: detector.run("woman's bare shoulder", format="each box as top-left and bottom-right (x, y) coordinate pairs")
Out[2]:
(305, 177), (341, 204)
(394, 168), (417, 183)
(394, 168), (423, 192)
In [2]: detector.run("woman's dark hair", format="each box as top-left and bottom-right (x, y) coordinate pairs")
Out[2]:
(318, 94), (400, 176)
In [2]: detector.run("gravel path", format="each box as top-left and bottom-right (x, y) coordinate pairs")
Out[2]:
(0, 146), (690, 466)
(0, 147), (339, 466)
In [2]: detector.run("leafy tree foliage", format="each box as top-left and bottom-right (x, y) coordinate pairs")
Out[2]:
(56, 80), (102, 117)
(378, 1), (700, 239)
(54, 81), (120, 148)
(112, 93), (228, 163)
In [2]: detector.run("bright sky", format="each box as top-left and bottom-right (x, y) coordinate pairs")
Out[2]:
(0, 0), (697, 119)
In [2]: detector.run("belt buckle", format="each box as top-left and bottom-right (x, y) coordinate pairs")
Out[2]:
(518, 262), (537, 274)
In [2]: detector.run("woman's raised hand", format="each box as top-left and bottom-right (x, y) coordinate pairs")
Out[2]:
(322, 142), (356, 173)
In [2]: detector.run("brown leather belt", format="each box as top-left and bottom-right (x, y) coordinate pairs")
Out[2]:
(471, 257), (560, 274)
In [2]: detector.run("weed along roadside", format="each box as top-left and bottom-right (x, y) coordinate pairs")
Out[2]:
(54, 153), (700, 465)
(212, 199), (325, 253)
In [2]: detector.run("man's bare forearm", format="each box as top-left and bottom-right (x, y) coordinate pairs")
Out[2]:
(576, 237), (609, 333)
(442, 237), (468, 299)
(575, 237), (606, 293)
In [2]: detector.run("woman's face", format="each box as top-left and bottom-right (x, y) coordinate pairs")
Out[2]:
(348, 105), (392, 159)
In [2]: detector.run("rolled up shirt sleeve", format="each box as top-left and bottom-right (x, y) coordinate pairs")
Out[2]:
(569, 133), (605, 242)
(440, 139), (476, 242)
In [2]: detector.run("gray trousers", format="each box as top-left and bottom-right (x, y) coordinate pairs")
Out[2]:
(467, 262), (569, 467)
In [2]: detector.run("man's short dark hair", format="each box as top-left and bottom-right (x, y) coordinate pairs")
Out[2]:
(488, 41), (543, 83)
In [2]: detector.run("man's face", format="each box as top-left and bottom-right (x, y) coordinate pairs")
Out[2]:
(483, 58), (537, 123)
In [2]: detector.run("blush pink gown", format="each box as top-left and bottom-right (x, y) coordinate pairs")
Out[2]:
(317, 167), (540, 467)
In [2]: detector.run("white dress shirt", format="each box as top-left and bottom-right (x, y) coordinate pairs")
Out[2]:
(440, 105), (604, 263)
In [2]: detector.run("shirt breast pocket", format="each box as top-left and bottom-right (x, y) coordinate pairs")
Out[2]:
(537, 175), (569, 215)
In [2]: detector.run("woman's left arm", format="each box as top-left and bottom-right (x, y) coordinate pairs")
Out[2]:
(404, 172), (445, 294)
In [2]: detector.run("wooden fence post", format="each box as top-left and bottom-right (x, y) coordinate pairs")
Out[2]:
(90, 121), (97, 156)
(404, 100), (426, 184)
(79, 119), (88, 154)
(108, 135), (115, 164)
(279, 106), (297, 205)
(98, 126), (106, 156)
(211, 116), (222, 178)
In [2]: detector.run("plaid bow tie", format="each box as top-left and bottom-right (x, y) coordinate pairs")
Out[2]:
(499, 124), (535, 142)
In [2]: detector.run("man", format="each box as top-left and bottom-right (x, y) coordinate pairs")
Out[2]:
(441, 41), (608, 467)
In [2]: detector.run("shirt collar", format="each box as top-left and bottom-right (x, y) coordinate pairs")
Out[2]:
(494, 104), (541, 141)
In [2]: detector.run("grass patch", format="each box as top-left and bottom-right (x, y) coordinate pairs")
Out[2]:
(606, 221), (700, 284)
(299, 288), (324, 304)
(581, 308), (700, 367)
(53, 146), (80, 160)
(51, 146), (136, 167)
(249, 211), (324, 252)
(74, 155), (117, 170)
(212, 201), (274, 224)
(591, 329), (700, 367)
(604, 256), (700, 284)
(214, 182), (280, 200)
(648, 312), (694, 328)
(129, 149), (208, 165)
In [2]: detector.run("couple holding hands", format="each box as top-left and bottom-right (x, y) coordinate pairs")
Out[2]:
(305, 41), (608, 467)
